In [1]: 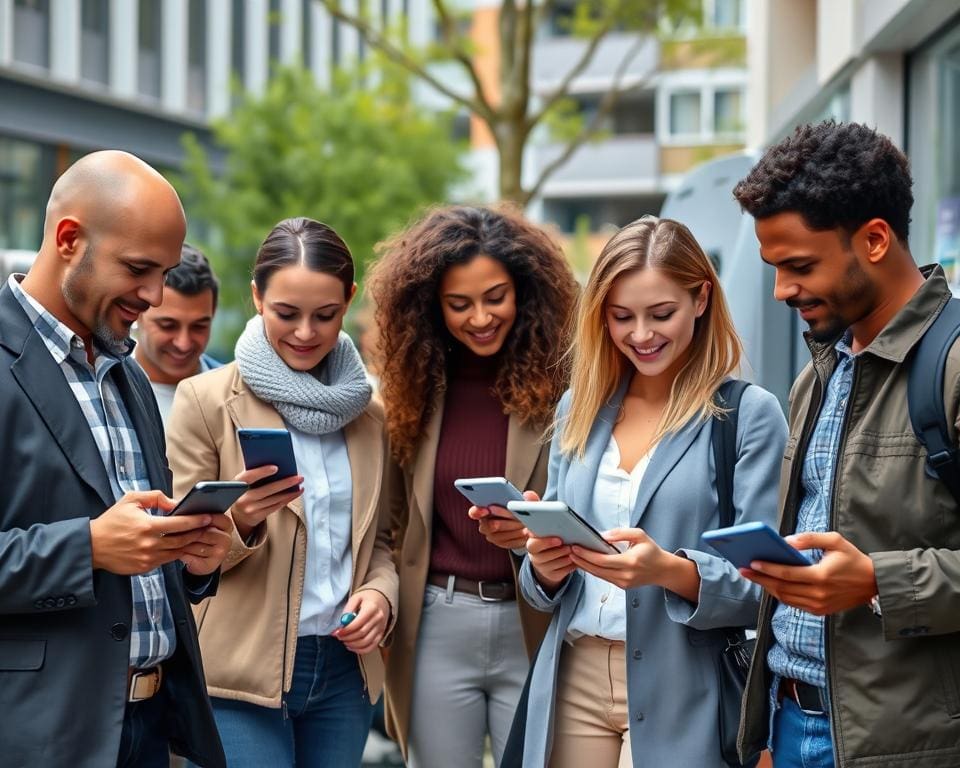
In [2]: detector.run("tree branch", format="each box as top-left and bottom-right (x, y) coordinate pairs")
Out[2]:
(429, 0), (496, 120)
(522, 35), (647, 205)
(319, 0), (491, 119)
(526, 0), (627, 131)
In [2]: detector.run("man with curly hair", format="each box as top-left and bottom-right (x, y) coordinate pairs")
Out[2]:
(732, 121), (960, 768)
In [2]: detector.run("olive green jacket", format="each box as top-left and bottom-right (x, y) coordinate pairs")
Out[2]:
(739, 267), (960, 768)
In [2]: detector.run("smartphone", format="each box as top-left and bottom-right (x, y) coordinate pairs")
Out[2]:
(506, 500), (620, 555)
(453, 477), (525, 512)
(701, 522), (813, 569)
(237, 428), (299, 489)
(171, 481), (248, 516)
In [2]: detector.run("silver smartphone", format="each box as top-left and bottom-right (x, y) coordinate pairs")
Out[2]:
(453, 477), (525, 511)
(506, 500), (620, 554)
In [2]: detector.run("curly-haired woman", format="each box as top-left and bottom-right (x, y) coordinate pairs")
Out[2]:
(367, 205), (578, 768)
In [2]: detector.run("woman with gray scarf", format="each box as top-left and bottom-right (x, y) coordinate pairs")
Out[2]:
(166, 217), (398, 768)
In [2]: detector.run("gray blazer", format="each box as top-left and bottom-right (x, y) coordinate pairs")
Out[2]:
(519, 380), (787, 767)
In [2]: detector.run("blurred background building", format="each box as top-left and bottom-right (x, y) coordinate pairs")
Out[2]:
(0, 0), (746, 258)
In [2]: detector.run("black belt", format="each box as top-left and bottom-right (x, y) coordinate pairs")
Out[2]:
(427, 572), (516, 602)
(779, 677), (827, 715)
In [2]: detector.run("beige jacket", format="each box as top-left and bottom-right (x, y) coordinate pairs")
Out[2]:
(166, 362), (398, 708)
(383, 397), (552, 755)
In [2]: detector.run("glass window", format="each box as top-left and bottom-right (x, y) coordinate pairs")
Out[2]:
(188, 0), (207, 113)
(231, 0), (246, 103)
(80, 0), (110, 85)
(714, 88), (743, 134)
(669, 91), (701, 136)
(269, 0), (281, 63)
(711, 0), (744, 31)
(138, 0), (163, 99)
(0, 138), (56, 251)
(12, 0), (50, 70)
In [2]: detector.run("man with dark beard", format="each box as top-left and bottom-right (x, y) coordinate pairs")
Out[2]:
(732, 121), (960, 768)
(0, 150), (230, 767)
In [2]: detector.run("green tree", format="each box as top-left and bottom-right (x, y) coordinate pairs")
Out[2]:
(173, 64), (465, 345)
(319, 0), (700, 206)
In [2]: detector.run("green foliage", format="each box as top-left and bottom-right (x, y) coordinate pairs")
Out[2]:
(172, 64), (465, 346)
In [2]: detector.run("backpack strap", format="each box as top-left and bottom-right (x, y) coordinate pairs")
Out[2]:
(908, 298), (960, 505)
(712, 379), (750, 529)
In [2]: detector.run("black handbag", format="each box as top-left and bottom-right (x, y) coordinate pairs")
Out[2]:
(711, 380), (761, 768)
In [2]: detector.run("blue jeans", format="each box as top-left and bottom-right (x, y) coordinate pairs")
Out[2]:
(771, 698), (835, 768)
(211, 635), (374, 768)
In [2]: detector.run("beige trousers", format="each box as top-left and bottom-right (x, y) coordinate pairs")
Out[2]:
(549, 635), (633, 768)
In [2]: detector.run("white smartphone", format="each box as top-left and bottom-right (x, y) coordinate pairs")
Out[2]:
(506, 500), (620, 555)
(453, 477), (525, 512)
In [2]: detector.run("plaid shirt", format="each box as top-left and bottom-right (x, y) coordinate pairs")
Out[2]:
(767, 334), (855, 692)
(9, 276), (176, 669)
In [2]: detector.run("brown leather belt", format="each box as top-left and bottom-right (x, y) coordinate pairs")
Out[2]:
(778, 676), (826, 715)
(127, 665), (163, 703)
(427, 572), (516, 602)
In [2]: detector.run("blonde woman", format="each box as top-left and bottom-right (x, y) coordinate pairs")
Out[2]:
(516, 216), (788, 767)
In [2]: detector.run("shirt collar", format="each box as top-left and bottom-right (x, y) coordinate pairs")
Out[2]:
(7, 274), (134, 362)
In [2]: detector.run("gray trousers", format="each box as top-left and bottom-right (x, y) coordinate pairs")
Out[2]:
(407, 581), (529, 768)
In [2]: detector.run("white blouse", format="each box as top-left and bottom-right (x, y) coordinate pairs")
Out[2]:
(566, 433), (653, 641)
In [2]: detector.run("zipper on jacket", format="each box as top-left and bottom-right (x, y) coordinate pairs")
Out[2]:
(824, 357), (859, 768)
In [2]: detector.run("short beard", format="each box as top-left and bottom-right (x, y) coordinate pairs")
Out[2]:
(62, 244), (129, 351)
(807, 254), (877, 344)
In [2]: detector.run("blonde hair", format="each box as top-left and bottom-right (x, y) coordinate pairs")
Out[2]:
(560, 215), (742, 458)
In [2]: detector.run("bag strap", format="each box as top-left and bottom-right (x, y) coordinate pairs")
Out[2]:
(908, 298), (960, 506)
(712, 379), (750, 529)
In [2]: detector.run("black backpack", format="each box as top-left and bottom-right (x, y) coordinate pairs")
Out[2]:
(908, 298), (960, 503)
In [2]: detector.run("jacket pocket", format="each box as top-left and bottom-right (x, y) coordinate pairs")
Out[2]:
(0, 638), (46, 671)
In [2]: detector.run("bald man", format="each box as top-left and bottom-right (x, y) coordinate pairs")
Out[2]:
(0, 151), (228, 768)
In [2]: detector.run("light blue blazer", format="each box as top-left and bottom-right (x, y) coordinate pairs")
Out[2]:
(518, 380), (788, 768)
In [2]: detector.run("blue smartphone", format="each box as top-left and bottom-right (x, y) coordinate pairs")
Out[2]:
(237, 428), (299, 489)
(701, 522), (813, 569)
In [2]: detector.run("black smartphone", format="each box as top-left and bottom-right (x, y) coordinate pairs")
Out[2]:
(171, 481), (249, 516)
(237, 428), (299, 489)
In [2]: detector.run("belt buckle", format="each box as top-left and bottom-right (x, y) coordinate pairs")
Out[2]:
(128, 667), (162, 703)
(477, 580), (509, 602)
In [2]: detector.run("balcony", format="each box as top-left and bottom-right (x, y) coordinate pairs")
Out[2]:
(530, 133), (659, 197)
(532, 33), (658, 95)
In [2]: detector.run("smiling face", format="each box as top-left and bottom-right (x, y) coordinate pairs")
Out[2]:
(439, 254), (517, 357)
(605, 267), (709, 382)
(61, 219), (185, 350)
(135, 287), (215, 384)
(252, 264), (355, 372)
(756, 211), (877, 342)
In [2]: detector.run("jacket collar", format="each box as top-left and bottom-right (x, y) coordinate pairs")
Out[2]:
(805, 264), (952, 366)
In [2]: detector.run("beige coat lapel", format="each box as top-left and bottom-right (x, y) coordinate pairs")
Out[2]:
(411, 395), (444, 533)
(505, 414), (544, 491)
(224, 371), (306, 522)
(344, 411), (383, 571)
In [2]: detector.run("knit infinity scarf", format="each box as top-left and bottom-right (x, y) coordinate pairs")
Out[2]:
(234, 314), (371, 435)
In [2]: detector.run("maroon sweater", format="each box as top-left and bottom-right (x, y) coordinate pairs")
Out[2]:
(429, 351), (514, 582)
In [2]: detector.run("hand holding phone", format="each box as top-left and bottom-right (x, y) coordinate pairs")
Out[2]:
(507, 500), (619, 555)
(701, 522), (812, 569)
(237, 428), (299, 489)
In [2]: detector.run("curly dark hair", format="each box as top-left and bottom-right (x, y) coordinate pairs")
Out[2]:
(368, 205), (579, 466)
(733, 121), (913, 242)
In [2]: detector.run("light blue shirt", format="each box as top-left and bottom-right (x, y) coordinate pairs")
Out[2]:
(286, 423), (354, 637)
(565, 434), (652, 641)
